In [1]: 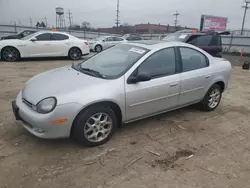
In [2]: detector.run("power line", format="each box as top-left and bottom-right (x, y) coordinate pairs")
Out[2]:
(241, 0), (250, 35)
(67, 9), (73, 29)
(115, 0), (120, 27)
(173, 10), (180, 29)
(29, 17), (32, 27)
(44, 16), (48, 27)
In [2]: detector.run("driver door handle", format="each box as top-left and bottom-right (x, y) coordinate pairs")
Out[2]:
(205, 75), (211, 79)
(170, 83), (179, 87)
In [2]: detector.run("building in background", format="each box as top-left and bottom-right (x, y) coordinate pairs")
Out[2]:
(98, 23), (197, 35)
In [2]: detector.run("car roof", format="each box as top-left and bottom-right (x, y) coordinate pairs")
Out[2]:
(127, 40), (192, 50)
(36, 30), (70, 35)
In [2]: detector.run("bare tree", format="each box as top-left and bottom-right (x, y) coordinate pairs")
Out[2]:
(81, 21), (91, 30)
(122, 22), (131, 27)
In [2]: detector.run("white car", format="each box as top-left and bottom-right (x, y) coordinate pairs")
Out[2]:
(88, 36), (127, 53)
(0, 31), (90, 61)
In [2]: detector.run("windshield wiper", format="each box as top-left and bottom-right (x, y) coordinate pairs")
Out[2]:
(79, 67), (105, 78)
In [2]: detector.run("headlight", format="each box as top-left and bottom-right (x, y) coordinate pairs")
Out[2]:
(36, 97), (57, 114)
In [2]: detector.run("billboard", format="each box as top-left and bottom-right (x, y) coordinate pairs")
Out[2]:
(200, 15), (228, 32)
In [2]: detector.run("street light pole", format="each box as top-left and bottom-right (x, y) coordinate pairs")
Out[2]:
(241, 0), (250, 35)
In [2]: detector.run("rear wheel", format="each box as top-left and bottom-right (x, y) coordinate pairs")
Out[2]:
(200, 84), (222, 111)
(69, 47), (82, 60)
(1, 47), (20, 62)
(73, 105), (117, 147)
(95, 45), (102, 53)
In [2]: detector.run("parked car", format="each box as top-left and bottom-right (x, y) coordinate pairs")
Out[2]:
(1, 30), (36, 40)
(12, 41), (232, 146)
(89, 36), (127, 52)
(0, 31), (89, 61)
(122, 33), (143, 41)
(162, 31), (230, 57)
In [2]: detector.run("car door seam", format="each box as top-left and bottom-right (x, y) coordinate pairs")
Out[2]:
(180, 86), (204, 94)
(129, 93), (179, 107)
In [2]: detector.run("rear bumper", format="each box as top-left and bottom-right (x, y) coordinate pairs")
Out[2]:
(81, 47), (90, 56)
(12, 91), (83, 139)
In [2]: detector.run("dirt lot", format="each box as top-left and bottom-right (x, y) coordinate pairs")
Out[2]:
(0, 55), (250, 188)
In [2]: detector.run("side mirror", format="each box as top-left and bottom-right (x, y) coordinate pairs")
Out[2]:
(30, 37), (37, 42)
(128, 72), (151, 84)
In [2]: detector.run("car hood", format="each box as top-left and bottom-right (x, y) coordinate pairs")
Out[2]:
(22, 66), (109, 105)
(0, 39), (22, 45)
(2, 35), (19, 39)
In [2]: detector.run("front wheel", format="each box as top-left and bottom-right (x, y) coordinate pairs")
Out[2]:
(200, 84), (222, 111)
(1, 47), (20, 62)
(69, 48), (82, 60)
(95, 45), (102, 53)
(73, 106), (117, 147)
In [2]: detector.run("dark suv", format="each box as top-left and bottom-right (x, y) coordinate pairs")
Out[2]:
(1, 30), (36, 40)
(162, 31), (230, 57)
(122, 33), (143, 41)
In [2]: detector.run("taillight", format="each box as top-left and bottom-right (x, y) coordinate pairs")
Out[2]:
(84, 42), (88, 46)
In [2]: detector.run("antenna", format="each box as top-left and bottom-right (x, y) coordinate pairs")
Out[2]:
(173, 10), (180, 29)
(115, 0), (120, 27)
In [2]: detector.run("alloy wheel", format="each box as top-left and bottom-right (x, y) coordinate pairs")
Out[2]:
(208, 88), (221, 109)
(70, 48), (81, 60)
(84, 113), (113, 143)
(2, 47), (19, 61)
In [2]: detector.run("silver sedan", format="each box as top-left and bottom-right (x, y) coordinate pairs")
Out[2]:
(88, 36), (127, 53)
(12, 41), (232, 147)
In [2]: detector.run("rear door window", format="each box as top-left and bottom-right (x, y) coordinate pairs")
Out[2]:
(179, 47), (208, 72)
(188, 35), (213, 46)
(52, 33), (69, 40)
(114, 37), (124, 41)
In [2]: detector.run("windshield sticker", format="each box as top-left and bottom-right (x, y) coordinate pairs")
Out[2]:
(129, 48), (146, 54)
(179, 34), (188, 39)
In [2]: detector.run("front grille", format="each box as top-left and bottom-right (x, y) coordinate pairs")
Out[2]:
(22, 98), (33, 108)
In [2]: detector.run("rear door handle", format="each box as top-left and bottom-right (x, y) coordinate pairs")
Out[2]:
(170, 83), (179, 87)
(205, 75), (211, 79)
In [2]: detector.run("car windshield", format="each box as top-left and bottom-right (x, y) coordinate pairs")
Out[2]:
(163, 33), (188, 42)
(80, 44), (149, 78)
(21, 32), (38, 40)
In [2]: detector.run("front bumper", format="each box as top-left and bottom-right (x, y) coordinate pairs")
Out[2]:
(88, 44), (95, 51)
(12, 91), (83, 139)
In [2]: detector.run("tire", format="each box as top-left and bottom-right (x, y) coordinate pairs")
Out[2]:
(95, 45), (102, 53)
(73, 105), (118, 147)
(200, 84), (222, 111)
(68, 47), (82, 60)
(1, 47), (20, 62)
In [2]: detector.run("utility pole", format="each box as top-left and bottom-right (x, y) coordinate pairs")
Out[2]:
(44, 16), (48, 27)
(67, 9), (73, 33)
(29, 17), (32, 27)
(115, 0), (120, 27)
(173, 10), (180, 30)
(241, 0), (250, 35)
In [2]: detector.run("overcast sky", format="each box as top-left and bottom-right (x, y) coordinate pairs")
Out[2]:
(0, 0), (249, 29)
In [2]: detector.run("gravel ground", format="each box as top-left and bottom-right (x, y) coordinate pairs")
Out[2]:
(0, 55), (250, 188)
